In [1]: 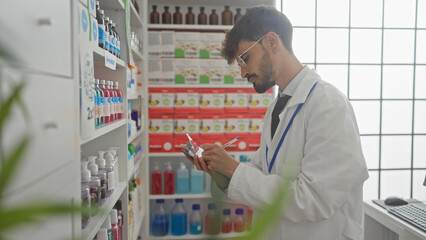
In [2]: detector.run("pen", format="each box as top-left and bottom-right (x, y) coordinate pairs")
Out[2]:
(222, 136), (240, 149)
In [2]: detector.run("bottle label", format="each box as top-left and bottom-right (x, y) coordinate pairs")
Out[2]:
(114, 96), (118, 114)
(119, 97), (123, 113)
(98, 25), (105, 45)
(108, 171), (115, 190)
(94, 95), (99, 118)
(105, 97), (110, 116)
(105, 32), (110, 51)
(100, 97), (105, 117)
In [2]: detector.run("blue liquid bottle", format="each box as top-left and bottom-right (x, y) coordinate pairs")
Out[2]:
(171, 198), (187, 235)
(190, 165), (204, 194)
(189, 204), (203, 234)
(176, 162), (189, 194)
(151, 199), (168, 236)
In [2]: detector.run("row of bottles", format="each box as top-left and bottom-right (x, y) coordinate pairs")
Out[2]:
(81, 148), (120, 228)
(91, 78), (124, 129)
(128, 178), (143, 240)
(150, 5), (243, 25)
(151, 199), (251, 236)
(130, 31), (143, 55)
(151, 162), (207, 195)
(95, 202), (124, 240)
(96, 1), (121, 57)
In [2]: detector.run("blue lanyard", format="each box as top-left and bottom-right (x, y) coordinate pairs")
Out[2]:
(267, 82), (318, 174)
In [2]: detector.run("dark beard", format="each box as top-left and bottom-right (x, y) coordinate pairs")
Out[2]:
(252, 51), (275, 93)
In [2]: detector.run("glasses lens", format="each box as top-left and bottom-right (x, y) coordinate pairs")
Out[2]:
(237, 57), (245, 67)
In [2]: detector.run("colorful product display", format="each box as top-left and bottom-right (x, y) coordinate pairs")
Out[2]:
(93, 79), (124, 129)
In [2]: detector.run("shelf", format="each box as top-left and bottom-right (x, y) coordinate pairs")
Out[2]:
(149, 193), (212, 200)
(128, 129), (143, 143)
(82, 182), (127, 240)
(148, 24), (233, 32)
(130, 3), (144, 28)
(81, 119), (127, 145)
(131, 47), (144, 61)
(93, 46), (126, 68)
(148, 231), (249, 240)
(101, 0), (124, 10)
(127, 93), (142, 100)
(147, 84), (253, 88)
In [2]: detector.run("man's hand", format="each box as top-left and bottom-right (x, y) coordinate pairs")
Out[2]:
(199, 143), (240, 178)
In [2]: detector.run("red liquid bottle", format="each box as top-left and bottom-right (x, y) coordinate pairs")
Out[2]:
(163, 162), (175, 194)
(221, 209), (232, 233)
(100, 80), (111, 124)
(107, 81), (116, 122)
(115, 81), (123, 120)
(151, 162), (162, 194)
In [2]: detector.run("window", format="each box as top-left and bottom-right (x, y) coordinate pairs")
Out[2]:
(280, 0), (426, 200)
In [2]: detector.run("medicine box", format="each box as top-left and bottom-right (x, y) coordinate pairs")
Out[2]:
(174, 88), (199, 113)
(175, 59), (199, 84)
(199, 32), (225, 59)
(161, 31), (175, 58)
(175, 32), (200, 58)
(199, 113), (225, 140)
(224, 88), (248, 113)
(248, 88), (274, 114)
(148, 58), (162, 85)
(148, 88), (174, 114)
(148, 31), (161, 56)
(161, 58), (175, 85)
(200, 59), (225, 84)
(199, 88), (225, 114)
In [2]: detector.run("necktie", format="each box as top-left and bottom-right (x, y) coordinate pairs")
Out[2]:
(271, 95), (291, 139)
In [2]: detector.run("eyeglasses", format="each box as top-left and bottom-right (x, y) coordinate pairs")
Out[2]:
(236, 34), (266, 68)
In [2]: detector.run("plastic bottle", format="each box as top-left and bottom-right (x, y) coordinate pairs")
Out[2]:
(151, 162), (162, 194)
(95, 79), (105, 126)
(89, 78), (99, 128)
(190, 204), (203, 234)
(162, 6), (171, 24)
(171, 199), (187, 235)
(104, 150), (116, 197)
(102, 215), (114, 240)
(107, 81), (116, 122)
(81, 161), (101, 214)
(221, 209), (232, 233)
(186, 7), (195, 24)
(234, 208), (245, 232)
(114, 82), (123, 119)
(88, 156), (107, 204)
(106, 19), (114, 54)
(96, 2), (105, 49)
(92, 78), (102, 128)
(163, 162), (175, 194)
(100, 80), (111, 124)
(234, 8), (243, 24)
(198, 7), (207, 25)
(173, 6), (182, 24)
(205, 174), (211, 193)
(114, 200), (124, 240)
(222, 6), (233, 25)
(151, 199), (168, 236)
(81, 186), (90, 228)
(110, 209), (119, 240)
(205, 203), (220, 234)
(111, 23), (119, 57)
(176, 162), (189, 194)
(209, 9), (218, 25)
(247, 207), (254, 231)
(104, 16), (111, 52)
(190, 165), (204, 194)
(150, 5), (160, 24)
(97, 228), (108, 240)
(108, 147), (120, 188)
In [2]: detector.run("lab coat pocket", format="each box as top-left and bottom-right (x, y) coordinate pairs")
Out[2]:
(343, 218), (362, 240)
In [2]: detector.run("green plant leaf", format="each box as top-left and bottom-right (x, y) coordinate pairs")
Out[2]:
(0, 203), (81, 232)
(0, 136), (30, 199)
(0, 81), (25, 134)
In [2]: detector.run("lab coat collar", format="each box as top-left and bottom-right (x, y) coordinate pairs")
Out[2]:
(284, 66), (320, 109)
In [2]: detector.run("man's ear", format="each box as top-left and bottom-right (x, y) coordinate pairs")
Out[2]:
(265, 32), (280, 54)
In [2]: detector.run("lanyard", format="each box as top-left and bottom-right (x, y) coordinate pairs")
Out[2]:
(267, 81), (318, 174)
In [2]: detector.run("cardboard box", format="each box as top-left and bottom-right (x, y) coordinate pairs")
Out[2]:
(224, 113), (249, 151)
(161, 58), (175, 85)
(174, 113), (200, 138)
(161, 31), (175, 58)
(199, 113), (224, 140)
(200, 59), (224, 84)
(148, 31), (161, 56)
(225, 88), (248, 113)
(148, 113), (174, 138)
(199, 32), (225, 59)
(148, 58), (162, 85)
(248, 113), (265, 151)
(199, 88), (225, 114)
(91, 17), (99, 48)
(225, 62), (246, 84)
(248, 88), (274, 114)
(174, 88), (199, 113)
(175, 32), (200, 58)
(175, 59), (199, 84)
(148, 88), (174, 114)
(149, 138), (174, 152)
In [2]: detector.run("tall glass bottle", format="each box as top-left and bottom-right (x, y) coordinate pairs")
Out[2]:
(171, 199), (187, 235)
(234, 208), (245, 232)
(173, 6), (182, 24)
(104, 15), (110, 52)
(198, 7), (207, 25)
(222, 5), (233, 25)
(189, 204), (203, 234)
(150, 5), (160, 24)
(100, 80), (110, 124)
(151, 199), (168, 236)
(205, 203), (220, 234)
(234, 8), (243, 24)
(186, 7), (195, 24)
(221, 209), (232, 233)
(114, 82), (123, 119)
(96, 2), (105, 49)
(162, 6), (171, 24)
(209, 9), (218, 25)
(107, 81), (116, 122)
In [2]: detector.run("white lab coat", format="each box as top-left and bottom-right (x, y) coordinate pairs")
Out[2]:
(212, 67), (369, 240)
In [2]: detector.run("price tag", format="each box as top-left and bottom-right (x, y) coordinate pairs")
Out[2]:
(104, 50), (116, 70)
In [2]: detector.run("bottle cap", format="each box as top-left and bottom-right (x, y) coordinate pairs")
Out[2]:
(87, 156), (98, 174)
(192, 204), (200, 210)
(165, 162), (172, 171)
(100, 79), (106, 85)
(175, 198), (183, 203)
(223, 209), (231, 215)
(110, 209), (119, 224)
(97, 228), (108, 240)
(156, 199), (164, 204)
(81, 161), (91, 182)
(208, 203), (216, 210)
(179, 162), (186, 169)
(153, 162), (160, 171)
(236, 208), (244, 215)
(114, 82), (119, 88)
(105, 150), (114, 163)
(114, 200), (122, 210)
(102, 215), (112, 229)
(97, 151), (106, 168)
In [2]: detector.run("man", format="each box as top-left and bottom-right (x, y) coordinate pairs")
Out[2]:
(189, 6), (369, 240)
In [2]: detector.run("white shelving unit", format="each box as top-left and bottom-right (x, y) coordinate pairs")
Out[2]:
(148, 232), (249, 240)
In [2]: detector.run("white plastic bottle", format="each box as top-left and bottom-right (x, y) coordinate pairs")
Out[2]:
(81, 161), (101, 213)
(97, 151), (113, 198)
(102, 215), (114, 240)
(97, 228), (108, 240)
(176, 162), (189, 194)
(88, 156), (107, 204)
(104, 150), (116, 196)
(107, 148), (119, 188)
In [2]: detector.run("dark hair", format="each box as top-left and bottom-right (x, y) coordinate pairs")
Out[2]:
(221, 6), (294, 64)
